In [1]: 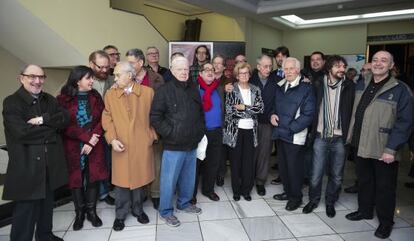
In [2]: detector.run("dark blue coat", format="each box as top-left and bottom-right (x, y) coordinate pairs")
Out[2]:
(271, 77), (316, 145)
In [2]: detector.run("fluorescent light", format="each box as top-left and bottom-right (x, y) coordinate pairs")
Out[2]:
(276, 8), (414, 26)
(362, 9), (414, 18)
(281, 14), (358, 24)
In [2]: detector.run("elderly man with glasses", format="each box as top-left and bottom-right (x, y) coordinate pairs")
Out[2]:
(145, 46), (168, 76)
(3, 64), (70, 241)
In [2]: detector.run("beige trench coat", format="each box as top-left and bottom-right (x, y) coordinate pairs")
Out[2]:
(102, 84), (156, 189)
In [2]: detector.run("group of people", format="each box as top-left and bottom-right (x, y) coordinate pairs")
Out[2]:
(2, 43), (413, 241)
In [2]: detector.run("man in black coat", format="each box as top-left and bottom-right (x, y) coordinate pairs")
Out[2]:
(2, 64), (70, 241)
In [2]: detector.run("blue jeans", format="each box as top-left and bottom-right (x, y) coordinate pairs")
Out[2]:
(159, 149), (197, 217)
(309, 136), (345, 205)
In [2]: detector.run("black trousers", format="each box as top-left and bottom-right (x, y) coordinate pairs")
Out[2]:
(277, 140), (304, 203)
(217, 144), (230, 178)
(194, 129), (223, 197)
(230, 129), (255, 196)
(356, 156), (398, 226)
(10, 183), (54, 241)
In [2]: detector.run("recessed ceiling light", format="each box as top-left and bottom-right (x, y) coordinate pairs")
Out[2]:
(273, 8), (414, 28)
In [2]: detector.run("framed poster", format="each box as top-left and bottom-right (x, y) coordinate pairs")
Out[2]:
(169, 42), (213, 67)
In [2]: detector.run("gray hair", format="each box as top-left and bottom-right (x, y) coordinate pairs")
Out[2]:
(282, 57), (301, 70)
(125, 48), (145, 64)
(171, 56), (189, 69)
(146, 46), (158, 52)
(116, 61), (137, 79)
(256, 54), (273, 65)
(20, 64), (44, 75)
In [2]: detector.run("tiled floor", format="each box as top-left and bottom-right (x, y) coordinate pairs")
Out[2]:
(0, 158), (413, 241)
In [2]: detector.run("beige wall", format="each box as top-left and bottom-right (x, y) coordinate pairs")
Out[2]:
(367, 19), (414, 44)
(245, 19), (283, 65)
(192, 13), (245, 41)
(283, 24), (368, 63)
(18, 0), (169, 66)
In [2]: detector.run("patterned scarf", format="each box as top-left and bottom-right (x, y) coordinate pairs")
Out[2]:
(198, 76), (219, 112)
(76, 92), (92, 170)
(322, 76), (342, 138)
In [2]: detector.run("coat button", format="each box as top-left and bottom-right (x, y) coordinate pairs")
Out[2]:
(36, 157), (41, 160)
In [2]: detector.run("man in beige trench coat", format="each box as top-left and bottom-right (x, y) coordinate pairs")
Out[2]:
(102, 61), (157, 231)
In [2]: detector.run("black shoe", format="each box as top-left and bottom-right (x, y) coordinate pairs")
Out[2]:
(216, 176), (224, 186)
(302, 202), (318, 214)
(271, 177), (282, 185)
(47, 233), (64, 241)
(73, 209), (85, 230)
(190, 197), (197, 205)
(273, 192), (288, 201)
(204, 192), (220, 201)
(152, 197), (160, 210)
(345, 211), (373, 221)
(256, 185), (266, 196)
(243, 195), (252, 201)
(233, 194), (240, 201)
(374, 224), (393, 239)
(326, 205), (336, 218)
(86, 209), (103, 227)
(286, 201), (302, 211)
(344, 184), (358, 193)
(137, 212), (150, 224)
(113, 219), (125, 231)
(404, 182), (414, 188)
(101, 195), (115, 205)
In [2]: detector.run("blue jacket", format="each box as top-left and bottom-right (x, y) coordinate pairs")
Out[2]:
(271, 77), (316, 145)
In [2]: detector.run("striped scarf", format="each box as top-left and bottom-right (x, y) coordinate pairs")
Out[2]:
(322, 76), (342, 138)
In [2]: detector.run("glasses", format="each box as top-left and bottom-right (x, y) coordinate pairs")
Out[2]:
(108, 53), (120, 57)
(21, 74), (47, 80)
(203, 68), (215, 73)
(238, 71), (250, 76)
(92, 61), (110, 70)
(147, 52), (159, 56)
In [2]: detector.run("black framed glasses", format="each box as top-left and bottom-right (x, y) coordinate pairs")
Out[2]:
(92, 61), (110, 70)
(21, 74), (47, 80)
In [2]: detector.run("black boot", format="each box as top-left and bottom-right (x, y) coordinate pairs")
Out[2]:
(72, 188), (85, 230)
(85, 183), (103, 227)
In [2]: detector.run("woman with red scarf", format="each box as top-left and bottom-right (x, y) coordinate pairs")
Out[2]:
(192, 62), (224, 203)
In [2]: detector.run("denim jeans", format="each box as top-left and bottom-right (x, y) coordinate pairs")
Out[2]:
(309, 136), (345, 205)
(159, 149), (197, 217)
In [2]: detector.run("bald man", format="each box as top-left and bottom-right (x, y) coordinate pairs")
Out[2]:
(150, 56), (205, 227)
(345, 51), (414, 239)
(3, 65), (70, 241)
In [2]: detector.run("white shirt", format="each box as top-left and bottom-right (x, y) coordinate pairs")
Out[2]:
(238, 87), (254, 129)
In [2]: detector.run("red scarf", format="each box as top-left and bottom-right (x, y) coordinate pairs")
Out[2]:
(198, 75), (219, 112)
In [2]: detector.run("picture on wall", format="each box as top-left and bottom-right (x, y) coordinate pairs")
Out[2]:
(169, 41), (246, 79)
(169, 42), (213, 67)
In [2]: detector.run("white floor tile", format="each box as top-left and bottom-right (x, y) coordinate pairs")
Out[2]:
(200, 219), (250, 241)
(280, 213), (335, 237)
(315, 210), (374, 233)
(340, 231), (390, 241)
(241, 216), (293, 241)
(389, 227), (414, 241)
(63, 228), (111, 241)
(156, 222), (202, 241)
(197, 201), (238, 221)
(297, 234), (344, 241)
(365, 216), (411, 229)
(0, 226), (10, 236)
(157, 210), (198, 224)
(109, 225), (156, 241)
(231, 199), (275, 218)
(53, 211), (75, 232)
